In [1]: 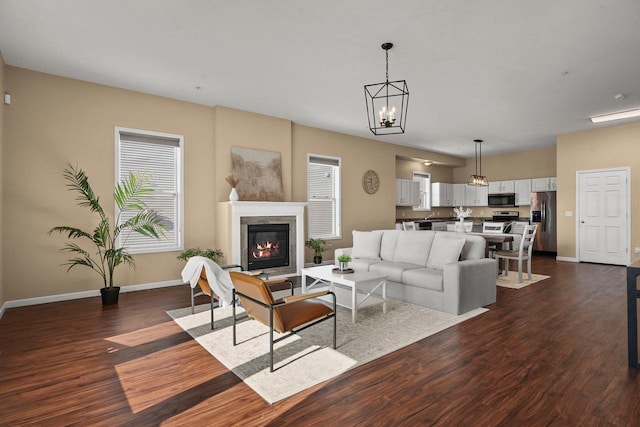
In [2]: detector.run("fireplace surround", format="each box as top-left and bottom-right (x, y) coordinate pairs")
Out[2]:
(218, 201), (306, 276)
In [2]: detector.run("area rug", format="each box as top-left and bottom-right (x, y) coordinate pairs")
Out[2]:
(167, 299), (487, 404)
(496, 273), (550, 289)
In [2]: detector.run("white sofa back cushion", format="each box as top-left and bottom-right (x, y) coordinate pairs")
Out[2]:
(426, 233), (466, 270)
(351, 230), (384, 259)
(380, 230), (402, 261)
(393, 231), (435, 266)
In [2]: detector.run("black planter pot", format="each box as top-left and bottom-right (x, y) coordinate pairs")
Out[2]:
(313, 255), (323, 264)
(100, 286), (120, 305)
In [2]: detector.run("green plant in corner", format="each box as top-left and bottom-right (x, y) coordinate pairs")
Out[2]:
(49, 163), (167, 294)
(306, 237), (328, 264)
(305, 238), (327, 256)
(177, 247), (224, 263)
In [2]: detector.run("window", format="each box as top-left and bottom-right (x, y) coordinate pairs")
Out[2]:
(307, 154), (341, 239)
(115, 127), (184, 253)
(412, 171), (431, 211)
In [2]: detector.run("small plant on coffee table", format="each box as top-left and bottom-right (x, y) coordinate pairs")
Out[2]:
(337, 254), (352, 271)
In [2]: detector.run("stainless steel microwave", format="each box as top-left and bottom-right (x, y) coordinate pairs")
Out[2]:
(488, 193), (516, 207)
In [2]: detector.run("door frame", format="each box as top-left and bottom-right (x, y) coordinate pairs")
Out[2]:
(575, 167), (631, 265)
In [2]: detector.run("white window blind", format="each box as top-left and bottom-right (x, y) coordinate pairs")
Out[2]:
(307, 155), (341, 239)
(115, 128), (184, 253)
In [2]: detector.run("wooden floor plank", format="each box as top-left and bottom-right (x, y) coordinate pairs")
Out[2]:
(1, 255), (639, 426)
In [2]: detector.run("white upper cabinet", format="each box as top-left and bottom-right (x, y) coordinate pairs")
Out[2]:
(465, 185), (488, 206)
(431, 182), (453, 207)
(452, 184), (466, 206)
(531, 177), (557, 192)
(488, 180), (515, 194)
(515, 179), (532, 205)
(396, 179), (421, 206)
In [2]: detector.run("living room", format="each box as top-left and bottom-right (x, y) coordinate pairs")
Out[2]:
(2, 1), (640, 424)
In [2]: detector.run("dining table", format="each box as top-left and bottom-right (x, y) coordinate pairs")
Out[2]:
(467, 232), (515, 254)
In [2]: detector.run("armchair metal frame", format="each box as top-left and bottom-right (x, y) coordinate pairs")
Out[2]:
(231, 277), (337, 372)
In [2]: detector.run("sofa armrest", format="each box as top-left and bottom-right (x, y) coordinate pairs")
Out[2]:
(442, 258), (497, 315)
(334, 247), (353, 264)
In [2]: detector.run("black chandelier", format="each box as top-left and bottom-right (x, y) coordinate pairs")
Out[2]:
(364, 42), (409, 135)
(468, 139), (489, 186)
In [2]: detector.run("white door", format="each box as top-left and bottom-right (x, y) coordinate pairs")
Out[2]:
(578, 169), (629, 265)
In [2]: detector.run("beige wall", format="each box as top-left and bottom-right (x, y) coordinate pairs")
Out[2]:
(2, 66), (462, 301)
(0, 52), (5, 307)
(3, 67), (216, 300)
(290, 124), (462, 260)
(452, 146), (557, 183)
(557, 122), (640, 262)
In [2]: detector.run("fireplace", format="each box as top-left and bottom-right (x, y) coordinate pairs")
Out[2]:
(246, 223), (290, 271)
(221, 201), (306, 276)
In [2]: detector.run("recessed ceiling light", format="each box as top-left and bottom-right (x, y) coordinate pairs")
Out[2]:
(590, 109), (640, 123)
(613, 93), (626, 100)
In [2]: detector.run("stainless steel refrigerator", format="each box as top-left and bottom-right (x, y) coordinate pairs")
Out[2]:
(530, 191), (557, 252)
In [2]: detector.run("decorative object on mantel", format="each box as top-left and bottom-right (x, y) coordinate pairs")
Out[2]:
(364, 42), (409, 135)
(468, 139), (489, 186)
(305, 238), (328, 264)
(454, 206), (472, 233)
(231, 147), (284, 201)
(225, 175), (240, 201)
(362, 170), (380, 194)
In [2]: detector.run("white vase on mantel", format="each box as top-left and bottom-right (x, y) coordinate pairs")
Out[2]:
(229, 187), (239, 202)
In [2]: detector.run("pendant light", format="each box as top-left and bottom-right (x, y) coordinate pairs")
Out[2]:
(364, 42), (409, 135)
(468, 139), (489, 186)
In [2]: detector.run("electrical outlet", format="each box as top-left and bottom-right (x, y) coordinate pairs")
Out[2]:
(565, 211), (573, 217)
(635, 247), (640, 254)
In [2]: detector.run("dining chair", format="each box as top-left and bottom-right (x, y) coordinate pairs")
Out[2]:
(494, 224), (538, 282)
(482, 222), (505, 258)
(230, 271), (337, 372)
(402, 221), (416, 231)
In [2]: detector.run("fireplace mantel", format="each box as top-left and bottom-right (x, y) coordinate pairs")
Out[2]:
(217, 201), (307, 276)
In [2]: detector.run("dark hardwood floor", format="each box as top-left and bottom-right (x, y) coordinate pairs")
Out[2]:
(1, 255), (639, 426)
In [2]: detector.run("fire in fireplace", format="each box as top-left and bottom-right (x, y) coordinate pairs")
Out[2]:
(247, 223), (290, 271)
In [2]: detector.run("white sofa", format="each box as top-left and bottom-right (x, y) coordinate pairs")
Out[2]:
(335, 230), (497, 315)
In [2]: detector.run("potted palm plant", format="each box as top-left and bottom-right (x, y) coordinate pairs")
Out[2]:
(49, 163), (167, 305)
(305, 238), (328, 264)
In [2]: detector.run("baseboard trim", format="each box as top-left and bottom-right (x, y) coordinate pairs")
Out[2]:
(0, 279), (184, 317)
(556, 256), (579, 263)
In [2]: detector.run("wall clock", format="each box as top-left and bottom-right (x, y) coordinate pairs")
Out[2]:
(362, 170), (380, 194)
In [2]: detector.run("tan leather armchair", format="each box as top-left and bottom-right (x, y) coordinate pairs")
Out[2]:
(230, 271), (337, 372)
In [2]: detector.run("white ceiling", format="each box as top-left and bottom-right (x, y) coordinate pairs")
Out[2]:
(1, 0), (640, 158)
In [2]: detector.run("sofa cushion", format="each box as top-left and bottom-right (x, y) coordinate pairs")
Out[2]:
(426, 233), (466, 270)
(380, 230), (402, 261)
(393, 231), (435, 266)
(369, 261), (422, 282)
(402, 268), (444, 291)
(350, 258), (383, 271)
(351, 230), (383, 260)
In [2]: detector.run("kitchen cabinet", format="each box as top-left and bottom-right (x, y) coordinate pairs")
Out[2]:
(395, 179), (421, 206)
(452, 184), (466, 206)
(531, 177), (557, 192)
(515, 179), (532, 205)
(431, 182), (453, 207)
(488, 180), (515, 194)
(465, 185), (488, 206)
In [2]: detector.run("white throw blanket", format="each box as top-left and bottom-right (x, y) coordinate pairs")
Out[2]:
(180, 256), (234, 307)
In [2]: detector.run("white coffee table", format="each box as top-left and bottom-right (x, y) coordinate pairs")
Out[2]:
(300, 265), (387, 323)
